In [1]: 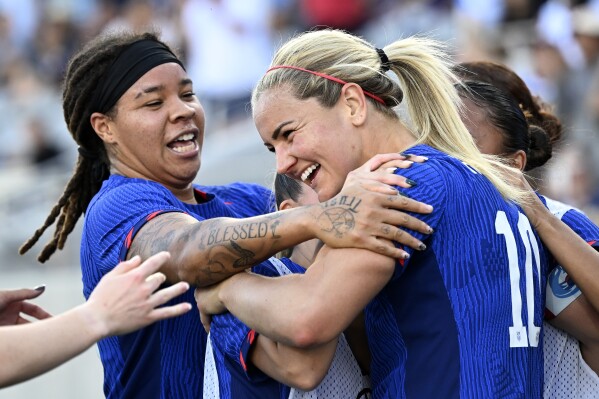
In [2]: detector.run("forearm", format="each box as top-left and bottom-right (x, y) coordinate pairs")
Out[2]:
(132, 207), (318, 287)
(529, 206), (599, 310)
(250, 334), (339, 391)
(218, 247), (394, 347)
(0, 304), (103, 388)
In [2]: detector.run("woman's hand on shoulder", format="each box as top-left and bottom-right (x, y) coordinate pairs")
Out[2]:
(315, 153), (433, 260)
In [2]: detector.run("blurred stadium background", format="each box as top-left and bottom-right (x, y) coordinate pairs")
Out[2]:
(0, 0), (598, 397)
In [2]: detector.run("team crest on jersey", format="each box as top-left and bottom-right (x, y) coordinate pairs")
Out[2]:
(548, 266), (580, 298)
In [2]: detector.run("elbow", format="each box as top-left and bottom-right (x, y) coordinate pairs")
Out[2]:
(277, 353), (329, 390)
(289, 310), (338, 348)
(287, 369), (327, 391)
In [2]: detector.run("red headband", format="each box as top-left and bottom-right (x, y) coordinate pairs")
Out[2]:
(265, 65), (386, 106)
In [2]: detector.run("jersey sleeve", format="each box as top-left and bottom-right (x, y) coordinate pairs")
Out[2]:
(545, 208), (599, 318)
(83, 179), (192, 290)
(199, 182), (275, 218)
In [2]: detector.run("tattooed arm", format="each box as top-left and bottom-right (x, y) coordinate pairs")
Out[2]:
(129, 186), (431, 286)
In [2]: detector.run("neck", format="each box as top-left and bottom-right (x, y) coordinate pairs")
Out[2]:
(361, 116), (416, 162)
(289, 239), (323, 269)
(110, 164), (197, 204)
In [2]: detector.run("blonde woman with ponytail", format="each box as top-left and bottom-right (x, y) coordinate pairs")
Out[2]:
(196, 29), (547, 398)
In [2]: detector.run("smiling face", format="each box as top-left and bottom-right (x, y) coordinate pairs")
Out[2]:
(93, 63), (205, 196)
(254, 86), (366, 201)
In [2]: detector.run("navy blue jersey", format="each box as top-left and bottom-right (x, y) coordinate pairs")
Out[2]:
(80, 175), (273, 399)
(365, 145), (548, 398)
(204, 258), (302, 398)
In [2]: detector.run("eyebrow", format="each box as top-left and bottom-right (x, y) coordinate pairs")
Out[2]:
(272, 121), (294, 140)
(134, 79), (194, 99)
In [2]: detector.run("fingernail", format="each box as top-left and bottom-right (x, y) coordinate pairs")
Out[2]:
(427, 226), (434, 233)
(403, 252), (410, 259)
(421, 156), (429, 161)
(33, 284), (46, 292)
(398, 191), (411, 198)
(406, 179), (418, 187)
(418, 243), (427, 251)
(400, 152), (412, 159)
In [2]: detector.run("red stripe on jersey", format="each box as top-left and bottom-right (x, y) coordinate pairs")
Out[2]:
(589, 240), (597, 246)
(239, 330), (257, 371)
(146, 210), (162, 221)
(125, 228), (134, 250)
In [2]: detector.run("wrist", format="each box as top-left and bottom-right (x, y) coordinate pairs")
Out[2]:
(75, 301), (110, 341)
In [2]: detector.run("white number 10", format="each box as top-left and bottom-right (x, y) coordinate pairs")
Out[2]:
(495, 211), (541, 348)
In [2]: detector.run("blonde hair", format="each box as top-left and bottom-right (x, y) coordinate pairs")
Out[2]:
(252, 29), (529, 204)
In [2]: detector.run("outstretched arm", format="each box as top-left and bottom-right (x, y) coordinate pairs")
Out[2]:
(132, 153), (433, 286)
(0, 253), (190, 388)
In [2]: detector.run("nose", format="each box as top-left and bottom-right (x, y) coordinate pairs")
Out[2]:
(171, 98), (196, 122)
(275, 145), (296, 175)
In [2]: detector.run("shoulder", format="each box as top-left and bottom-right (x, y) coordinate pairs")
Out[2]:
(542, 196), (599, 244)
(89, 175), (178, 213)
(198, 182), (274, 217)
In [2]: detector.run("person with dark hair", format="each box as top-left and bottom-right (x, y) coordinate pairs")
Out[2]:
(196, 29), (549, 398)
(18, 29), (433, 398)
(0, 252), (191, 388)
(454, 68), (599, 397)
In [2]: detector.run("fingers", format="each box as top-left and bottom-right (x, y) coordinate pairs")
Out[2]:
(361, 153), (408, 171)
(112, 255), (143, 275)
(1, 288), (45, 303)
(137, 252), (171, 278)
(20, 302), (52, 320)
(200, 311), (212, 333)
(149, 302), (192, 322)
(384, 194), (434, 216)
(149, 281), (190, 308)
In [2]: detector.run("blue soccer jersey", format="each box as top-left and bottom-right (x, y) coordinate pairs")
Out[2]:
(205, 257), (372, 399)
(80, 175), (273, 399)
(204, 258), (300, 399)
(365, 145), (548, 398)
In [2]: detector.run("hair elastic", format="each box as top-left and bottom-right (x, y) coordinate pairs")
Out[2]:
(265, 65), (386, 105)
(376, 48), (391, 72)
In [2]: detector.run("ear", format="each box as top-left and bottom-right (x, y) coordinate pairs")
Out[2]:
(339, 83), (367, 127)
(90, 112), (116, 144)
(512, 150), (527, 171)
(279, 198), (299, 211)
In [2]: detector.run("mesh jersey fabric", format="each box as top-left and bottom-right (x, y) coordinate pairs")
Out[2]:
(541, 197), (599, 398)
(80, 175), (273, 399)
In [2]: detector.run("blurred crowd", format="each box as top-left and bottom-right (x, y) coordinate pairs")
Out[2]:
(0, 0), (598, 220)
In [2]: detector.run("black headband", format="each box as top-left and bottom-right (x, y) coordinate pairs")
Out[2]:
(376, 48), (391, 72)
(93, 39), (185, 113)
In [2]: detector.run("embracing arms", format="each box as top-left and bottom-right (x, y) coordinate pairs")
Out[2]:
(130, 154), (433, 286)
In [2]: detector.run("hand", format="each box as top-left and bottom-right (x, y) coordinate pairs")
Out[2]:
(314, 153), (433, 259)
(0, 286), (52, 326)
(84, 252), (192, 338)
(194, 278), (231, 333)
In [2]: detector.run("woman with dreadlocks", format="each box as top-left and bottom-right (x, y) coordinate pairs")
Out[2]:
(19, 29), (433, 398)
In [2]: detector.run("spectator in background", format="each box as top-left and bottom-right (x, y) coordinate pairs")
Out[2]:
(180, 0), (275, 131)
